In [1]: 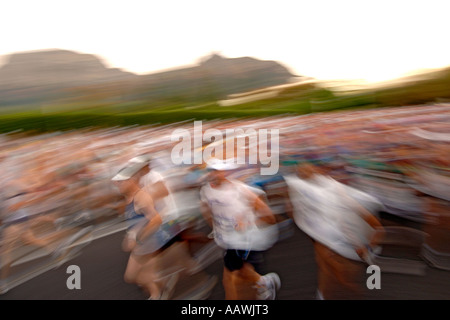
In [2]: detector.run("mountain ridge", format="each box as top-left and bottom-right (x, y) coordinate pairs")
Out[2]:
(0, 49), (297, 108)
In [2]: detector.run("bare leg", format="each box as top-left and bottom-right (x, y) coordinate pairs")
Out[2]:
(124, 253), (143, 284)
(223, 267), (238, 300)
(314, 241), (364, 299)
(136, 242), (200, 299)
(136, 253), (165, 299)
(234, 263), (261, 299)
(223, 263), (262, 300)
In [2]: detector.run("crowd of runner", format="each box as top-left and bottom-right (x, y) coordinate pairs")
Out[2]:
(0, 103), (449, 299)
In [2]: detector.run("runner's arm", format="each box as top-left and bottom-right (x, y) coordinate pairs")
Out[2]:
(244, 188), (276, 225)
(199, 187), (213, 228)
(134, 190), (163, 241)
(338, 185), (385, 257)
(343, 192), (384, 247)
(200, 201), (213, 228)
(149, 180), (169, 200)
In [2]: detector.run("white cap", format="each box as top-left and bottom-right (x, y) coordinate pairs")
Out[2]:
(206, 157), (240, 171)
(111, 154), (152, 181)
(129, 154), (153, 164)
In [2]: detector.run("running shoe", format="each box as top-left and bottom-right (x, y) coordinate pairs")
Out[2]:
(255, 272), (281, 300)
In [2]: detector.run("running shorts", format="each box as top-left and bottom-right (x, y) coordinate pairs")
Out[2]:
(223, 249), (265, 274)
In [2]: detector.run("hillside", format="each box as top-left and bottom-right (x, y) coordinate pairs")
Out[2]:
(0, 50), (296, 109)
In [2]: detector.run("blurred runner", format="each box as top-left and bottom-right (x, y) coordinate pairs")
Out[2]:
(112, 156), (211, 300)
(200, 158), (281, 300)
(0, 169), (79, 294)
(136, 154), (219, 299)
(285, 162), (385, 299)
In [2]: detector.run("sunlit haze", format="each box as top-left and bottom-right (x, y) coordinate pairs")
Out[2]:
(1, 0), (450, 83)
(1, 0), (450, 304)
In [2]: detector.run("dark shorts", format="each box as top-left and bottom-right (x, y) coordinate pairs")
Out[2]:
(223, 249), (265, 274)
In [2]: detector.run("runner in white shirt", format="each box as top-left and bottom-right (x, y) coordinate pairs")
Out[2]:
(285, 162), (384, 299)
(114, 155), (213, 300)
(200, 158), (281, 300)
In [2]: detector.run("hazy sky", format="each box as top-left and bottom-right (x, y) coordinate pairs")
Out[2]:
(1, 0), (449, 83)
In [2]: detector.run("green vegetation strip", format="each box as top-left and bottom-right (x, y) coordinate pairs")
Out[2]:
(2, 78), (448, 133)
(0, 109), (300, 133)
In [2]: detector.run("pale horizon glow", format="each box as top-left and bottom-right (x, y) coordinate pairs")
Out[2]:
(1, 0), (450, 84)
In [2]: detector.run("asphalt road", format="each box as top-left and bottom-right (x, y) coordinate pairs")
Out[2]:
(1, 215), (449, 300)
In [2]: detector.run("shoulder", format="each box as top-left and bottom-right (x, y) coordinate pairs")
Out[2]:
(148, 170), (164, 182)
(230, 180), (261, 200)
(199, 183), (211, 200)
(134, 189), (154, 205)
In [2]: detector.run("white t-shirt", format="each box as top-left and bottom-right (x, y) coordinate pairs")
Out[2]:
(140, 169), (177, 221)
(200, 179), (278, 251)
(141, 170), (164, 191)
(285, 174), (381, 261)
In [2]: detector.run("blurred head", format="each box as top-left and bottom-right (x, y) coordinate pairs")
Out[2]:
(205, 158), (238, 186)
(113, 179), (133, 195)
(296, 162), (323, 179)
(207, 168), (227, 186)
(112, 159), (150, 195)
